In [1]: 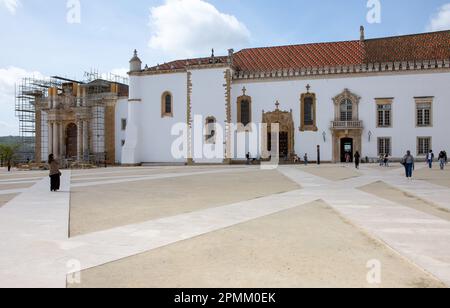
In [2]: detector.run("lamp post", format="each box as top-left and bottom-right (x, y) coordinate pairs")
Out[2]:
(317, 145), (321, 165)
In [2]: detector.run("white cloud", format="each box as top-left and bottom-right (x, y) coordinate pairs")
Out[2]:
(428, 3), (450, 31)
(0, 0), (21, 15)
(0, 67), (44, 136)
(148, 0), (251, 58)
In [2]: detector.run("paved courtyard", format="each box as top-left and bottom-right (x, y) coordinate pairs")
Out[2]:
(1, 163), (450, 288)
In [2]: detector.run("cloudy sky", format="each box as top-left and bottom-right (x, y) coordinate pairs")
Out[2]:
(1, 0), (450, 136)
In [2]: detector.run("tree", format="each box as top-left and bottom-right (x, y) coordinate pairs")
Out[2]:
(0, 144), (19, 167)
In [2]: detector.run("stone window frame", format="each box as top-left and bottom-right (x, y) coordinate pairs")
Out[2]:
(300, 92), (318, 132)
(236, 94), (252, 132)
(415, 97), (433, 128)
(204, 116), (217, 144)
(332, 89), (361, 121)
(376, 98), (393, 128)
(161, 91), (174, 118)
(377, 137), (392, 156)
(417, 136), (432, 157)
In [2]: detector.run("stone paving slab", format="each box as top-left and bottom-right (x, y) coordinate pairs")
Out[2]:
(65, 189), (316, 273)
(0, 171), (71, 288)
(278, 166), (450, 286)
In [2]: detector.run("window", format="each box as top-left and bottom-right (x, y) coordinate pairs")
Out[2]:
(121, 119), (127, 131)
(161, 92), (173, 117)
(376, 100), (392, 127)
(418, 137), (432, 156)
(300, 91), (317, 131)
(378, 137), (391, 156)
(240, 100), (250, 126)
(416, 100), (432, 127)
(340, 99), (353, 121)
(121, 140), (125, 147)
(237, 92), (252, 130)
(205, 117), (216, 144)
(304, 98), (313, 125)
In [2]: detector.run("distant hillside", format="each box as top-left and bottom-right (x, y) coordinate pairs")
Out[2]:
(0, 136), (35, 162)
(0, 136), (23, 146)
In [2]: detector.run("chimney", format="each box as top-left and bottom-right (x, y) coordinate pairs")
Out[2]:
(360, 26), (365, 42)
(228, 48), (234, 66)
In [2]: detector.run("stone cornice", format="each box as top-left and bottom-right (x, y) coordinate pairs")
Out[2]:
(232, 59), (450, 82)
(129, 63), (231, 76)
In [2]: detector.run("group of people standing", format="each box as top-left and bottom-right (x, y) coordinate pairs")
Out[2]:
(379, 154), (390, 167)
(426, 150), (448, 170)
(350, 149), (448, 180)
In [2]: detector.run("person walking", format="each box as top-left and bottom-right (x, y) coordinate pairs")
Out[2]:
(303, 153), (308, 166)
(402, 151), (415, 179)
(246, 152), (251, 165)
(384, 154), (390, 167)
(379, 154), (384, 167)
(354, 151), (361, 169)
(7, 159), (11, 172)
(439, 151), (446, 170)
(427, 150), (434, 169)
(48, 154), (61, 192)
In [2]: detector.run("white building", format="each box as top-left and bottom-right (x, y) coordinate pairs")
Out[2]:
(119, 28), (450, 164)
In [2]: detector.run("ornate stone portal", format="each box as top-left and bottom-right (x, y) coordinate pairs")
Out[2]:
(262, 101), (295, 159)
(331, 89), (363, 163)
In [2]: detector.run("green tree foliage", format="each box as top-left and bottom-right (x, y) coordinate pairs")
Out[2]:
(0, 144), (19, 166)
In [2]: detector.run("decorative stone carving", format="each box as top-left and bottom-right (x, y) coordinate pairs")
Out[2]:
(262, 102), (295, 159)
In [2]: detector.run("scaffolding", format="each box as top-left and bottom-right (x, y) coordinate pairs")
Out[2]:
(15, 70), (128, 165)
(83, 70), (129, 165)
(15, 77), (63, 162)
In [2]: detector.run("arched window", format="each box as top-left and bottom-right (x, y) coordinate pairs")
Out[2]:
(300, 86), (317, 131)
(205, 116), (216, 144)
(161, 92), (173, 117)
(240, 100), (250, 126)
(236, 87), (252, 130)
(340, 99), (353, 121)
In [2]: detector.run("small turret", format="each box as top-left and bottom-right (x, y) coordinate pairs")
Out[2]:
(129, 49), (142, 72)
(360, 26), (365, 42)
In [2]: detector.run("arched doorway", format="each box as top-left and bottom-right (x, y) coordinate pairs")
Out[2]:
(340, 137), (353, 162)
(66, 123), (78, 159)
(262, 102), (295, 159)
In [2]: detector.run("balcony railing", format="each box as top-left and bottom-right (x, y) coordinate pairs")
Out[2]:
(331, 120), (363, 129)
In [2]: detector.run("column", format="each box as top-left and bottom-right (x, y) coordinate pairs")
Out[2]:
(59, 123), (65, 159)
(77, 121), (82, 161)
(48, 122), (53, 157)
(53, 122), (59, 158)
(83, 121), (89, 160)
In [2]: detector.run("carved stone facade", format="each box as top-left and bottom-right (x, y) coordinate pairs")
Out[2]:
(34, 79), (128, 165)
(331, 89), (363, 163)
(262, 102), (295, 159)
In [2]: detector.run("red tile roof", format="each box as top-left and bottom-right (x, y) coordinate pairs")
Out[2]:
(364, 31), (450, 63)
(233, 40), (365, 71)
(148, 30), (450, 73)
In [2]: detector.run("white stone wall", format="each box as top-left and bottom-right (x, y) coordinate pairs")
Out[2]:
(122, 70), (450, 164)
(232, 71), (450, 161)
(190, 68), (228, 163)
(115, 98), (128, 163)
